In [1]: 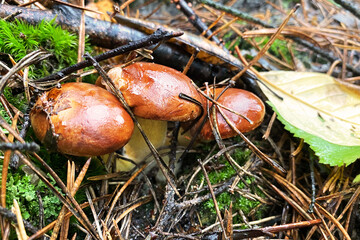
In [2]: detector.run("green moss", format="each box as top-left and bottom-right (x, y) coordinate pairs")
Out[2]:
(281, 0), (300, 9)
(254, 37), (293, 66)
(199, 148), (267, 224)
(0, 18), (92, 79)
(0, 165), (62, 224)
(2, 87), (28, 112)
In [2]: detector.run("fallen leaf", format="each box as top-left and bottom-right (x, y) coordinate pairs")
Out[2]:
(353, 174), (360, 184)
(258, 71), (360, 166)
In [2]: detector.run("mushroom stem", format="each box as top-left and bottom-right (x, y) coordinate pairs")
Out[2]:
(116, 117), (167, 172)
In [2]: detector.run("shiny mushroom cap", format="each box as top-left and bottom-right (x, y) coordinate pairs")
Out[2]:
(30, 82), (134, 156)
(96, 62), (203, 122)
(192, 88), (265, 141)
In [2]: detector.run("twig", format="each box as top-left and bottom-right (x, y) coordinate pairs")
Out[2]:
(85, 188), (103, 240)
(157, 231), (198, 239)
(232, 219), (322, 239)
(0, 50), (51, 93)
(154, 120), (181, 233)
(37, 28), (183, 82)
(308, 157), (316, 213)
(0, 206), (39, 234)
(333, 0), (360, 20)
(1, 112), (19, 210)
(0, 142), (39, 151)
(174, 0), (223, 46)
(35, 191), (45, 239)
(1, 9), (22, 21)
(197, 158), (228, 239)
(177, 176), (235, 210)
(196, 0), (273, 27)
(10, 89), (41, 169)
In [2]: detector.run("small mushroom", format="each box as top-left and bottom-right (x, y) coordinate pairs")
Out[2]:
(191, 87), (265, 141)
(30, 82), (134, 156)
(96, 62), (203, 171)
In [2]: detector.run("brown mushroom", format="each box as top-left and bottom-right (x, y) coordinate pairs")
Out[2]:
(96, 62), (202, 121)
(96, 62), (203, 170)
(191, 87), (265, 141)
(30, 82), (134, 156)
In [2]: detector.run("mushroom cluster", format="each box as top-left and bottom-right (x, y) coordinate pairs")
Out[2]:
(30, 62), (265, 172)
(96, 62), (203, 171)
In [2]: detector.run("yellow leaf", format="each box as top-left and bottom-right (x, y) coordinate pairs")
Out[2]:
(258, 71), (360, 146)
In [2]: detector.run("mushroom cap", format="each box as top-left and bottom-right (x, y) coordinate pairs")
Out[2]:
(96, 62), (203, 122)
(30, 82), (134, 156)
(192, 88), (265, 141)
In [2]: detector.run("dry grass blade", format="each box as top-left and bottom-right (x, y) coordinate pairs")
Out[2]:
(242, 28), (321, 47)
(11, 199), (28, 240)
(231, 4), (300, 82)
(59, 161), (76, 240)
(327, 185), (360, 233)
(112, 219), (123, 240)
(0, 50), (51, 93)
(1, 112), (19, 208)
(197, 158), (227, 239)
(76, 0), (86, 82)
(216, 106), (286, 175)
(222, 203), (233, 240)
(85, 188), (103, 240)
(265, 169), (352, 240)
(14, 152), (100, 240)
(268, 181), (313, 220)
(110, 195), (152, 232)
(104, 164), (147, 226)
(50, 159), (91, 240)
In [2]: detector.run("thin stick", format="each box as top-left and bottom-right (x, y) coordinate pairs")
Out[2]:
(104, 164), (147, 225)
(36, 28), (182, 82)
(197, 158), (228, 238)
(308, 157), (316, 213)
(85, 188), (103, 240)
(76, 0), (86, 82)
(0, 206), (38, 234)
(182, 48), (200, 75)
(217, 107), (286, 175)
(1, 112), (20, 208)
(12, 199), (28, 240)
(175, 0), (222, 46)
(333, 0), (360, 20)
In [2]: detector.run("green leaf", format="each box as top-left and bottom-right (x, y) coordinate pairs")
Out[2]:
(353, 174), (360, 184)
(269, 102), (360, 166)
